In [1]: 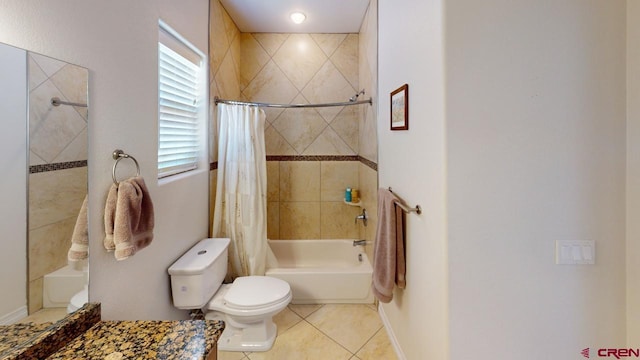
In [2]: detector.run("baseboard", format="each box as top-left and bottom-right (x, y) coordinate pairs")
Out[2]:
(378, 304), (407, 360)
(0, 306), (28, 325)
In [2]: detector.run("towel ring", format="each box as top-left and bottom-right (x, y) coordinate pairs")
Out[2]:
(112, 149), (140, 185)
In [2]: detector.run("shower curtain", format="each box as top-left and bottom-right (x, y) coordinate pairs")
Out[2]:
(212, 104), (268, 278)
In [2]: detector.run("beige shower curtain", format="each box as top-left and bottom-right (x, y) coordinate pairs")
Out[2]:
(212, 104), (268, 278)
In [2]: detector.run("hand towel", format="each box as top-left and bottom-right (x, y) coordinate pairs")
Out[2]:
(372, 188), (406, 303)
(103, 177), (154, 260)
(103, 183), (118, 251)
(67, 195), (89, 262)
(113, 176), (154, 260)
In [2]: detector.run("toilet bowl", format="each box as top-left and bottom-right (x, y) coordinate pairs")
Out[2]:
(168, 238), (291, 352)
(67, 285), (88, 314)
(206, 276), (292, 351)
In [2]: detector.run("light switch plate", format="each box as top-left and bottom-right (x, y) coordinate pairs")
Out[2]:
(555, 240), (595, 265)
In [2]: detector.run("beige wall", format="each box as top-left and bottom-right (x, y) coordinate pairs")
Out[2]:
(628, 1), (640, 345)
(446, 0), (626, 359)
(0, 0), (212, 320)
(0, 44), (28, 322)
(378, 0), (448, 358)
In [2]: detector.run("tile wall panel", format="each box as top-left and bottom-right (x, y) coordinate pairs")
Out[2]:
(209, 0), (378, 244)
(239, 32), (359, 156)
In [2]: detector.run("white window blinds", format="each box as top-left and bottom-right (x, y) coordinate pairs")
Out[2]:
(158, 24), (204, 178)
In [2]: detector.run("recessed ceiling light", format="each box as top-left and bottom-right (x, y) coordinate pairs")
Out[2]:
(290, 12), (306, 24)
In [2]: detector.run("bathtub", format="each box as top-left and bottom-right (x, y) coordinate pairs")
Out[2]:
(43, 264), (87, 308)
(266, 239), (374, 304)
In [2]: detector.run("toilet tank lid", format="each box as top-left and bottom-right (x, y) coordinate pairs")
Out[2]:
(168, 238), (230, 276)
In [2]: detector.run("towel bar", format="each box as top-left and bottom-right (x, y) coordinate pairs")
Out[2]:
(388, 187), (422, 215)
(112, 149), (140, 185)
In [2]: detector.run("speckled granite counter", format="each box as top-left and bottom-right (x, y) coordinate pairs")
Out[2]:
(46, 320), (224, 360)
(1, 303), (224, 360)
(1, 303), (101, 360)
(0, 322), (53, 354)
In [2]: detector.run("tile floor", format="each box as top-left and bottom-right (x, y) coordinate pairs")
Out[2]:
(17, 308), (68, 324)
(218, 304), (398, 360)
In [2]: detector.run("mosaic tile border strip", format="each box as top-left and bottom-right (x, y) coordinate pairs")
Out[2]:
(358, 156), (378, 171)
(30, 160), (88, 174)
(266, 155), (359, 162)
(210, 155), (377, 171)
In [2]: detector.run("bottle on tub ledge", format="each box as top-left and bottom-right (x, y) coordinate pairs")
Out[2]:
(345, 187), (360, 204)
(351, 189), (359, 203)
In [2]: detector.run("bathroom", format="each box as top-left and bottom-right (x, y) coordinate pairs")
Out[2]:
(1, 0), (640, 359)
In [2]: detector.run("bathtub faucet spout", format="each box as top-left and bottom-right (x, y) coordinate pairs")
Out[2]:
(353, 240), (367, 246)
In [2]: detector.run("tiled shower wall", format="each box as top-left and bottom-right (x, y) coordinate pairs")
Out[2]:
(238, 32), (359, 156)
(209, 0), (378, 242)
(358, 0), (378, 258)
(27, 53), (88, 313)
(266, 160), (361, 240)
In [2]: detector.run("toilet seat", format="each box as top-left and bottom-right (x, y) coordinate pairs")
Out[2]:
(207, 276), (291, 316)
(224, 276), (290, 310)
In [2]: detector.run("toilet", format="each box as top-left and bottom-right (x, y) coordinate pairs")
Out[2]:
(168, 238), (291, 352)
(67, 284), (88, 314)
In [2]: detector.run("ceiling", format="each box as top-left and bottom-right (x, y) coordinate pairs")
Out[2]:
(219, 0), (371, 33)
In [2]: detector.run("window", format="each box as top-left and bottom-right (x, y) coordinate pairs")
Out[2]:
(158, 20), (206, 179)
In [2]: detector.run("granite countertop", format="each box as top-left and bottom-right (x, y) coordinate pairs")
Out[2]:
(46, 320), (224, 360)
(2, 303), (101, 360)
(0, 322), (53, 354)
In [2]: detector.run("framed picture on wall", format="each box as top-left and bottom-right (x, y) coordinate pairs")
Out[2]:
(390, 84), (409, 130)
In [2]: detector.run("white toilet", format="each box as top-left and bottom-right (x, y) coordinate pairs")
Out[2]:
(168, 238), (291, 352)
(67, 284), (88, 314)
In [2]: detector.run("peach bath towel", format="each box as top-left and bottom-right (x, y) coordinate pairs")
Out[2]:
(103, 183), (118, 251)
(67, 195), (89, 262)
(103, 177), (154, 260)
(372, 188), (406, 303)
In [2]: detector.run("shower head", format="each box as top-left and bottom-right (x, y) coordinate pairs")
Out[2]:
(349, 89), (366, 102)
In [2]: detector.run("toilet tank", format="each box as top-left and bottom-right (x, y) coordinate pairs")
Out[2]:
(168, 238), (230, 309)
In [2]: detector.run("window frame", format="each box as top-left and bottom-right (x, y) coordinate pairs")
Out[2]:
(157, 19), (208, 180)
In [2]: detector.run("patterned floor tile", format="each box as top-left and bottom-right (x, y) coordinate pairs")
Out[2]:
(356, 328), (398, 360)
(306, 304), (383, 353)
(247, 321), (351, 360)
(288, 304), (323, 318)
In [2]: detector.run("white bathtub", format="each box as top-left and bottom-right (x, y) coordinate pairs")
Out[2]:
(43, 264), (86, 308)
(266, 239), (374, 304)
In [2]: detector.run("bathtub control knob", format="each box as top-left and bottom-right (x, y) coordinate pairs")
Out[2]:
(355, 209), (368, 226)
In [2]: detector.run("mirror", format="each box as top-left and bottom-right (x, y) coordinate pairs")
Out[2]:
(0, 41), (88, 351)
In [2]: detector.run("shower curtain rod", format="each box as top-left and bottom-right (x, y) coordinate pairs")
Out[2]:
(51, 97), (88, 108)
(214, 96), (372, 109)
